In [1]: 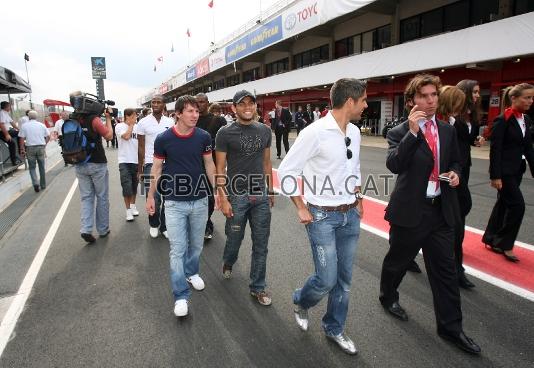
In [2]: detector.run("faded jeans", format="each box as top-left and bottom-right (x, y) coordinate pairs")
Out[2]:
(26, 145), (46, 188)
(165, 197), (208, 301)
(293, 205), (360, 336)
(223, 194), (271, 292)
(75, 162), (109, 235)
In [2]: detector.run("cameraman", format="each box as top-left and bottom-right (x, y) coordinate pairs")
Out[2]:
(70, 91), (113, 243)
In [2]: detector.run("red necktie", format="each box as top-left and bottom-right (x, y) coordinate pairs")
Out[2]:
(424, 120), (439, 191)
(504, 107), (522, 121)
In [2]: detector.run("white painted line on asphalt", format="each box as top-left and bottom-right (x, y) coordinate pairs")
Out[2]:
(360, 216), (534, 303)
(0, 178), (78, 357)
(364, 195), (534, 251)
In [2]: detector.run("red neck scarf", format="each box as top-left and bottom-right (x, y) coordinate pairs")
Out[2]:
(504, 107), (523, 121)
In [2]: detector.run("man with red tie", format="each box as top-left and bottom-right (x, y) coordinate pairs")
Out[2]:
(379, 74), (481, 354)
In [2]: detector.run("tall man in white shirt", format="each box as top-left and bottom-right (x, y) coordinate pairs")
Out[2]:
(19, 110), (50, 192)
(278, 78), (367, 355)
(137, 95), (174, 238)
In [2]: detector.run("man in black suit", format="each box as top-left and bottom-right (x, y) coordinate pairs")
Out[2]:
(379, 74), (481, 354)
(272, 100), (292, 159)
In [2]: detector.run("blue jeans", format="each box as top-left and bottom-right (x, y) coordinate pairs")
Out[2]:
(293, 205), (360, 336)
(75, 162), (109, 235)
(26, 145), (46, 188)
(223, 195), (271, 292)
(143, 163), (166, 231)
(165, 197), (208, 301)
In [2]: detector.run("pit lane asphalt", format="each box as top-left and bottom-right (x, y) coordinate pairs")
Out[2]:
(0, 140), (532, 368)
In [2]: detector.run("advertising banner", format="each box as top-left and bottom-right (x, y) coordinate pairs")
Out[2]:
(282, 0), (321, 39)
(195, 57), (210, 78)
(225, 16), (283, 64)
(186, 66), (197, 82)
(209, 49), (226, 73)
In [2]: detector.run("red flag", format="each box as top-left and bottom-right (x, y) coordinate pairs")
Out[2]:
(186, 28), (191, 37)
(157, 56), (163, 62)
(208, 0), (214, 8)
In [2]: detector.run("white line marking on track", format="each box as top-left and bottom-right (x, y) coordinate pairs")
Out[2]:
(0, 179), (78, 357)
(361, 217), (534, 302)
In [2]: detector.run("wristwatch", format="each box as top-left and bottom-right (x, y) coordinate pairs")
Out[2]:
(355, 192), (364, 200)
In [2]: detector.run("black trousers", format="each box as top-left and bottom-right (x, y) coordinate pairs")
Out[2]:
(0, 129), (19, 164)
(483, 170), (525, 251)
(454, 166), (472, 272)
(380, 201), (462, 335)
(274, 127), (289, 157)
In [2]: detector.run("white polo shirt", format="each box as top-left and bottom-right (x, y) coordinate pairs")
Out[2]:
(136, 114), (174, 164)
(278, 111), (362, 206)
(19, 119), (49, 146)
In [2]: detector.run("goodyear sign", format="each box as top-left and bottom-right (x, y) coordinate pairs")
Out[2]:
(225, 16), (283, 64)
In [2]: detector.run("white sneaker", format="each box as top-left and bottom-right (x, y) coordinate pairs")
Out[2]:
(187, 274), (205, 291)
(149, 227), (159, 238)
(173, 299), (188, 317)
(130, 204), (139, 216)
(162, 230), (168, 239)
(126, 209), (134, 222)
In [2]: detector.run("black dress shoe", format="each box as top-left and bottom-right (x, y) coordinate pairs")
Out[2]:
(407, 260), (422, 273)
(438, 331), (481, 355)
(458, 273), (475, 289)
(503, 253), (519, 262)
(384, 301), (408, 321)
(33, 185), (40, 192)
(99, 230), (111, 238)
(81, 233), (96, 243)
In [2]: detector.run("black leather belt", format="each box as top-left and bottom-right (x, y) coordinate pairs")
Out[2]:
(424, 196), (441, 205)
(308, 200), (358, 213)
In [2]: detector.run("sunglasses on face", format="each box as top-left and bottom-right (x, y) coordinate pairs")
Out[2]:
(345, 137), (352, 159)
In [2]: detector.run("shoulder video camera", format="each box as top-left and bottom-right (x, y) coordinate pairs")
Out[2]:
(70, 92), (118, 118)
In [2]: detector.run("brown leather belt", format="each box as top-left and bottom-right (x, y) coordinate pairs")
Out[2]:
(308, 200), (358, 213)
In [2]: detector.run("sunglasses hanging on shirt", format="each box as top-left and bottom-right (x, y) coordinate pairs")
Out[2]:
(345, 137), (352, 159)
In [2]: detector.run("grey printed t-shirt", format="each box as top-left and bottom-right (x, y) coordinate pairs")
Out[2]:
(215, 121), (272, 195)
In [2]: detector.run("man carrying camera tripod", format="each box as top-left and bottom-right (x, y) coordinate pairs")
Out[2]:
(69, 91), (113, 243)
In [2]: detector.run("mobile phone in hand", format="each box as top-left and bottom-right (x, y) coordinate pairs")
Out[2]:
(438, 174), (451, 182)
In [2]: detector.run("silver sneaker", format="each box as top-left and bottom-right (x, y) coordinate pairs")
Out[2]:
(294, 306), (308, 331)
(326, 333), (358, 355)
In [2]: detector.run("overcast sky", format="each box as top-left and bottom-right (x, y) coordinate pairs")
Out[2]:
(1, 0), (279, 109)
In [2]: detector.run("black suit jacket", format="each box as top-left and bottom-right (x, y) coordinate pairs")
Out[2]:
(453, 118), (478, 169)
(384, 120), (461, 228)
(489, 114), (534, 179)
(272, 108), (292, 131)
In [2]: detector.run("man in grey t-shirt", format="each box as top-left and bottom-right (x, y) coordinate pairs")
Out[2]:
(215, 90), (274, 307)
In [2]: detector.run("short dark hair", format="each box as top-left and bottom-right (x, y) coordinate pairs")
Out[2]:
(152, 94), (164, 102)
(175, 95), (199, 113)
(124, 108), (136, 117)
(330, 78), (367, 109)
(195, 92), (208, 101)
(0, 101), (10, 109)
(25, 110), (30, 115)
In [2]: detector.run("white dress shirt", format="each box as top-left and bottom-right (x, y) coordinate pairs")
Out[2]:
(413, 116), (441, 197)
(278, 112), (361, 206)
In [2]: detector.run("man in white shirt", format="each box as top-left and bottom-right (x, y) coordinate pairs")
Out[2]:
(19, 110), (50, 192)
(116, 108), (140, 221)
(137, 94), (174, 238)
(278, 78), (367, 355)
(313, 106), (321, 122)
(0, 101), (21, 165)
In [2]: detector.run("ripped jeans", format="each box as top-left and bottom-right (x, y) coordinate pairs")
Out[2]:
(293, 205), (360, 336)
(223, 194), (271, 293)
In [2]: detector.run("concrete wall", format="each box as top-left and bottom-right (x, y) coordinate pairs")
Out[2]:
(292, 35), (331, 54)
(334, 12), (391, 41)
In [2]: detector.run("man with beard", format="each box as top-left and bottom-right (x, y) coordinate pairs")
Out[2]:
(216, 90), (274, 306)
(195, 93), (227, 240)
